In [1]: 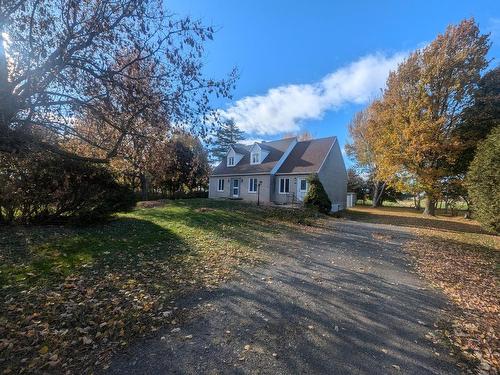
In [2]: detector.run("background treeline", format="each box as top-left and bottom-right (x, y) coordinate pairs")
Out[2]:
(0, 128), (213, 224)
(346, 19), (499, 232)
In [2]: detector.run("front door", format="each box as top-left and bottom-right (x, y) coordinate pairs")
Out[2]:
(297, 178), (308, 202)
(232, 179), (240, 198)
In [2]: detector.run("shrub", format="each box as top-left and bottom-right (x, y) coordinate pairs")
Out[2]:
(303, 174), (332, 214)
(466, 126), (500, 233)
(0, 152), (135, 224)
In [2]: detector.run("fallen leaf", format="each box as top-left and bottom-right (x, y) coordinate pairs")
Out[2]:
(39, 346), (48, 355)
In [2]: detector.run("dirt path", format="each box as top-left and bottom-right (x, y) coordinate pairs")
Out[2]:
(105, 219), (460, 374)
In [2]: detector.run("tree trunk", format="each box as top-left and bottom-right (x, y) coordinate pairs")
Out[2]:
(372, 181), (386, 207)
(463, 197), (471, 219)
(140, 173), (149, 201)
(0, 32), (9, 98)
(423, 197), (436, 216)
(414, 194), (421, 210)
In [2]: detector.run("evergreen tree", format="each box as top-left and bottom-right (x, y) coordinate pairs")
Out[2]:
(304, 174), (332, 214)
(210, 119), (245, 161)
(466, 126), (500, 233)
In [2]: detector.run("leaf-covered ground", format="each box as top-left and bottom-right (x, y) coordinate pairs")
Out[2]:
(0, 199), (315, 374)
(346, 206), (500, 374)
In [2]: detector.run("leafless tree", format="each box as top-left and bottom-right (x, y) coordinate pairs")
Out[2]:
(0, 0), (236, 161)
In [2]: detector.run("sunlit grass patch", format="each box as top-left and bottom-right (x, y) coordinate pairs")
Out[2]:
(0, 198), (316, 374)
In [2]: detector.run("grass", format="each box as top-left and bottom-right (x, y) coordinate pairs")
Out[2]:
(357, 198), (470, 211)
(3, 199), (497, 373)
(344, 205), (499, 372)
(0, 199), (317, 374)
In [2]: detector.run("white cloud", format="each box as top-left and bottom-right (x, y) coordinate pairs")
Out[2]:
(239, 138), (264, 145)
(221, 52), (406, 135)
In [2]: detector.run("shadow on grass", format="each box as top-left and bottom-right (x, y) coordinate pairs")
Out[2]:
(106, 212), (463, 375)
(0, 217), (186, 288)
(131, 198), (308, 247)
(344, 206), (488, 235)
(1, 198), (313, 289)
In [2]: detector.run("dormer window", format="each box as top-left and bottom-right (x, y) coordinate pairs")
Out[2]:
(227, 156), (235, 166)
(251, 152), (260, 164)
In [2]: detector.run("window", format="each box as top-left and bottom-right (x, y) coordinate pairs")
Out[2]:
(251, 152), (260, 164)
(227, 156), (234, 166)
(300, 179), (307, 191)
(217, 179), (225, 192)
(248, 178), (258, 193)
(279, 178), (290, 194)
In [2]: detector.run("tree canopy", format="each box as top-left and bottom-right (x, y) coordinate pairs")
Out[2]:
(455, 66), (500, 174)
(0, 0), (236, 161)
(347, 19), (490, 215)
(210, 118), (245, 161)
(466, 126), (500, 232)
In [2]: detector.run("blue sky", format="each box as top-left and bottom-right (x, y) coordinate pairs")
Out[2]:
(169, 0), (500, 161)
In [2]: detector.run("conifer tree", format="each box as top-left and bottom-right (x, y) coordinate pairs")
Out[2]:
(210, 119), (245, 161)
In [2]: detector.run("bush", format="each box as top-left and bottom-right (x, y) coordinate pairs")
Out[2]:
(303, 174), (332, 214)
(0, 152), (135, 224)
(466, 126), (500, 233)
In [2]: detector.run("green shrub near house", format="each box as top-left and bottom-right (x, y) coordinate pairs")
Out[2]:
(304, 174), (331, 214)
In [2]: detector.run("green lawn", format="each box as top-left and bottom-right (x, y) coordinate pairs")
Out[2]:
(0, 199), (314, 374)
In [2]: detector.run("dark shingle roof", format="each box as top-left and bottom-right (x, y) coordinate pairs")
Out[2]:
(232, 144), (251, 154)
(210, 136), (336, 176)
(211, 138), (295, 175)
(276, 137), (336, 174)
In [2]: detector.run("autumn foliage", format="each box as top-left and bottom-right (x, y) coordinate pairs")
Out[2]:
(347, 19), (492, 216)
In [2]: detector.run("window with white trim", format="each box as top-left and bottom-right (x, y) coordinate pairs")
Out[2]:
(248, 178), (258, 193)
(217, 179), (225, 191)
(251, 152), (260, 164)
(227, 156), (234, 166)
(279, 178), (290, 194)
(299, 179), (307, 191)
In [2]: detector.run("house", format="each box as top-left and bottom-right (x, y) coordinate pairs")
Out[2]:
(208, 136), (348, 211)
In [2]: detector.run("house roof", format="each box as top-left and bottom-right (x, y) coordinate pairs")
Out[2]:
(211, 136), (337, 176)
(231, 144), (251, 154)
(212, 138), (295, 175)
(276, 137), (336, 174)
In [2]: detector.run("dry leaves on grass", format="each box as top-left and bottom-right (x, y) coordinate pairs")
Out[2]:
(0, 238), (261, 374)
(0, 201), (324, 374)
(405, 230), (499, 374)
(135, 200), (166, 209)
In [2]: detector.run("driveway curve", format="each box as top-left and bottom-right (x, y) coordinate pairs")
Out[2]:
(105, 219), (460, 374)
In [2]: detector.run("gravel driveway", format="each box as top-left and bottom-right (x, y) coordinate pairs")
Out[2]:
(105, 219), (460, 374)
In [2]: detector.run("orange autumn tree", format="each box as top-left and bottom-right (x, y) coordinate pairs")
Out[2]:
(346, 103), (400, 207)
(371, 19), (490, 215)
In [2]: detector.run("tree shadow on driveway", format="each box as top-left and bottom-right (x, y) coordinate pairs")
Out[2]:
(105, 219), (461, 375)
